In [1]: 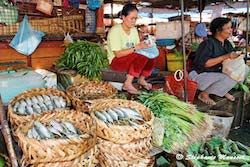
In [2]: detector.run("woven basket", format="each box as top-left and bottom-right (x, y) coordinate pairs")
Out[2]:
(66, 81), (118, 112)
(97, 137), (152, 161)
(99, 153), (155, 167)
(8, 88), (71, 127)
(26, 146), (99, 167)
(89, 99), (154, 144)
(14, 110), (97, 165)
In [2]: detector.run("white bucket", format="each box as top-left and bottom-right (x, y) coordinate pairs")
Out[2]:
(207, 110), (234, 138)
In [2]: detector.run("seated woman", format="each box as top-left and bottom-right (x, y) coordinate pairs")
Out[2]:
(189, 17), (249, 105)
(107, 4), (156, 94)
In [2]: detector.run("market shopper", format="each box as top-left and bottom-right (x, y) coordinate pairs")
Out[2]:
(189, 17), (249, 105)
(107, 4), (156, 94)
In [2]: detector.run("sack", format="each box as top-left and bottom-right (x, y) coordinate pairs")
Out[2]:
(164, 70), (198, 103)
(87, 0), (101, 10)
(9, 15), (45, 56)
(155, 21), (190, 40)
(222, 55), (246, 82)
(64, 32), (73, 44)
(135, 45), (159, 59)
(36, 0), (53, 15)
(0, 0), (18, 25)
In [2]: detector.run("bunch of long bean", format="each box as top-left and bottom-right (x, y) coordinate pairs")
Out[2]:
(56, 41), (109, 80)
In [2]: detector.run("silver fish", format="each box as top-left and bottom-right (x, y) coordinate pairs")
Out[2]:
(48, 127), (62, 137)
(107, 109), (118, 121)
(102, 111), (113, 123)
(65, 133), (79, 139)
(25, 98), (32, 106)
(113, 108), (125, 119)
(42, 95), (50, 102)
(50, 120), (64, 133)
(26, 106), (34, 115)
(13, 102), (20, 112)
(34, 121), (53, 139)
(53, 98), (61, 109)
(31, 96), (39, 104)
(32, 128), (41, 139)
(59, 97), (66, 108)
(61, 122), (77, 134)
(47, 105), (54, 111)
(36, 95), (44, 103)
(19, 100), (27, 107)
(119, 108), (142, 119)
(17, 106), (26, 115)
(32, 104), (42, 114)
(95, 112), (107, 123)
(129, 120), (139, 126)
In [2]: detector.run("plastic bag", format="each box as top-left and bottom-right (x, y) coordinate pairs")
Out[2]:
(222, 55), (246, 82)
(64, 32), (73, 44)
(9, 15), (45, 56)
(135, 45), (159, 59)
(87, 0), (101, 10)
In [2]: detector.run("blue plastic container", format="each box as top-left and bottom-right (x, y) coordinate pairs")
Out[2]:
(156, 39), (175, 46)
(0, 70), (45, 105)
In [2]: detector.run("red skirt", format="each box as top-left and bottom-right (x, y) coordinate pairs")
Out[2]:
(110, 53), (156, 77)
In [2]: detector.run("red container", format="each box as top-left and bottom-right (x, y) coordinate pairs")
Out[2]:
(164, 75), (198, 103)
(155, 46), (166, 70)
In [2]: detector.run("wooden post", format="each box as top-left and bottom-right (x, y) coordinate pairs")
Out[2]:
(0, 97), (18, 167)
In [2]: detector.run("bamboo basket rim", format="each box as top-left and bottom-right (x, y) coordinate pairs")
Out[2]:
(14, 110), (97, 165)
(8, 88), (71, 127)
(89, 99), (154, 144)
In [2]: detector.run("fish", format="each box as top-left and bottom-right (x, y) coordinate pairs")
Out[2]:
(112, 108), (125, 119)
(34, 121), (53, 139)
(129, 120), (139, 126)
(31, 96), (39, 104)
(42, 95), (50, 102)
(95, 112), (107, 123)
(50, 120), (64, 133)
(107, 109), (118, 121)
(119, 108), (143, 119)
(32, 104), (42, 114)
(17, 106), (26, 115)
(102, 111), (113, 123)
(13, 102), (20, 112)
(19, 100), (27, 107)
(61, 121), (77, 134)
(48, 127), (62, 137)
(25, 98), (32, 106)
(36, 95), (44, 103)
(58, 97), (66, 108)
(26, 106), (34, 115)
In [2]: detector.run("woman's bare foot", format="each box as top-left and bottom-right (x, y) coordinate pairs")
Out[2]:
(224, 93), (235, 101)
(138, 78), (152, 90)
(122, 84), (141, 94)
(198, 91), (216, 106)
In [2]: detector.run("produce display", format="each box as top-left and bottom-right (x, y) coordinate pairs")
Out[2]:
(94, 107), (144, 126)
(188, 137), (250, 167)
(138, 91), (211, 153)
(27, 120), (83, 139)
(12, 95), (67, 115)
(57, 41), (109, 80)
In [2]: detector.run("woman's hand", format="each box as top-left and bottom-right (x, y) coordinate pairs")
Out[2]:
(135, 41), (150, 50)
(225, 52), (239, 60)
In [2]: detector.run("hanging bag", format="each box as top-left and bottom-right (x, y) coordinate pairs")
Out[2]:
(164, 70), (198, 103)
(36, 0), (53, 15)
(9, 15), (45, 56)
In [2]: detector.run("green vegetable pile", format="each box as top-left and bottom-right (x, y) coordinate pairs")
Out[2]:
(188, 137), (250, 167)
(138, 91), (211, 153)
(56, 41), (109, 80)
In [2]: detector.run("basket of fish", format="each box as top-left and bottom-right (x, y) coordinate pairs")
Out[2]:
(66, 81), (118, 112)
(14, 110), (97, 166)
(8, 88), (71, 127)
(89, 99), (154, 144)
(97, 137), (152, 161)
(98, 153), (155, 167)
(27, 146), (99, 167)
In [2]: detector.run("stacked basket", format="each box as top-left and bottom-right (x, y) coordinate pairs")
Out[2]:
(89, 99), (155, 167)
(8, 88), (98, 166)
(66, 81), (118, 112)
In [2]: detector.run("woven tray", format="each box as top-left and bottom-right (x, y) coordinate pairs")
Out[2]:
(14, 110), (97, 165)
(26, 146), (99, 167)
(97, 137), (152, 161)
(99, 153), (155, 167)
(89, 99), (154, 144)
(8, 88), (71, 127)
(66, 81), (118, 112)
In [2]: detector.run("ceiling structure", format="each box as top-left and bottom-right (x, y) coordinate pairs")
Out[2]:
(103, 0), (246, 9)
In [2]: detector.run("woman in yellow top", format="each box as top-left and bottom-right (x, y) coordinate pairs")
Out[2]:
(107, 4), (157, 94)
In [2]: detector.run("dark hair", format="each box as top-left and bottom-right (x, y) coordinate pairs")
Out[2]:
(210, 17), (231, 36)
(121, 4), (138, 17)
